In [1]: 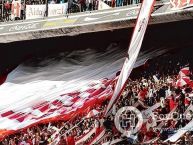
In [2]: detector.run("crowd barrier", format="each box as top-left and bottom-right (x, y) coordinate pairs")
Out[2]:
(0, 0), (153, 22)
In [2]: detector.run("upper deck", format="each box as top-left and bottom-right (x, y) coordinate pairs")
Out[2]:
(0, 0), (192, 43)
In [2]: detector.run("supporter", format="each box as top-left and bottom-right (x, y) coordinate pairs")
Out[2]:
(79, 0), (86, 12)
(1, 55), (193, 145)
(66, 132), (75, 145)
(138, 86), (147, 101)
(144, 127), (157, 141)
(185, 93), (191, 107)
(147, 85), (154, 106)
(86, 0), (93, 11)
(168, 94), (176, 111)
(27, 136), (33, 145)
(146, 116), (157, 131)
(0, 0), (165, 22)
(186, 110), (193, 122)
(107, 0), (111, 7)
(103, 116), (113, 131)
(4, 0), (10, 21)
(19, 137), (29, 145)
(92, 0), (98, 10)
(116, 0), (123, 7)
(21, 2), (25, 20)
(178, 92), (186, 114)
(185, 132), (193, 144)
(128, 0), (140, 5)
(67, 0), (73, 13)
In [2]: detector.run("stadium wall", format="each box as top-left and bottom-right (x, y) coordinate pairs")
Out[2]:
(0, 1), (192, 43)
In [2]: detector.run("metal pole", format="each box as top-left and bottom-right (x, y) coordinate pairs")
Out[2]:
(45, 0), (48, 17)
(2, 0), (4, 21)
(23, 0), (25, 20)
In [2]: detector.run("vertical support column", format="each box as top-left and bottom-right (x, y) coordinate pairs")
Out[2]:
(2, 0), (4, 21)
(23, 0), (25, 19)
(45, 0), (48, 17)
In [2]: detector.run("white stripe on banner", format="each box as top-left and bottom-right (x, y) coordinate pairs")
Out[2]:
(105, 0), (155, 116)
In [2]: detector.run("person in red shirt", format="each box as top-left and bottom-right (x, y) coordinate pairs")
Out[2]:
(168, 94), (176, 111)
(4, 1), (10, 10)
(66, 132), (75, 145)
(26, 136), (33, 145)
(144, 127), (157, 141)
(4, 1), (11, 21)
(139, 86), (148, 101)
(185, 94), (191, 107)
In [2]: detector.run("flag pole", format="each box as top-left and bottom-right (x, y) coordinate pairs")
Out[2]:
(45, 0), (48, 17)
(2, 0), (4, 21)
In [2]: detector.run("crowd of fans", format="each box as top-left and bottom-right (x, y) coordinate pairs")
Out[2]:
(1, 52), (193, 145)
(99, 55), (193, 144)
(67, 0), (142, 13)
(0, 0), (166, 22)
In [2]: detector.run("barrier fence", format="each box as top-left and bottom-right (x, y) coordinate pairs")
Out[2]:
(0, 0), (165, 22)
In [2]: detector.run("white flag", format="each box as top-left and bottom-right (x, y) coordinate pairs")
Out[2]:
(105, 0), (155, 116)
(98, 0), (111, 10)
(153, 75), (159, 83)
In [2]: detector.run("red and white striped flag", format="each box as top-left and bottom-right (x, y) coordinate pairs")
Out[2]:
(170, 0), (193, 9)
(176, 76), (190, 87)
(0, 79), (113, 141)
(179, 67), (190, 77)
(86, 109), (99, 118)
(105, 0), (155, 116)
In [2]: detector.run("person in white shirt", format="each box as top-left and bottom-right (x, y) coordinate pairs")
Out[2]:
(86, 0), (94, 10)
(94, 119), (100, 128)
(20, 137), (30, 145)
(148, 87), (154, 106)
(112, 104), (117, 116)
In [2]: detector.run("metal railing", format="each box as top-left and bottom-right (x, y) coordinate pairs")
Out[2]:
(0, 0), (167, 22)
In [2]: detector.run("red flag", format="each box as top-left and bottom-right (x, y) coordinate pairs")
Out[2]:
(176, 76), (190, 87)
(179, 67), (190, 77)
(86, 109), (99, 118)
(0, 74), (7, 85)
(189, 81), (193, 88)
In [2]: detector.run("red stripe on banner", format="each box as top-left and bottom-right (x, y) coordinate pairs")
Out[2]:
(48, 108), (58, 113)
(39, 104), (50, 112)
(0, 74), (7, 85)
(64, 92), (80, 97)
(89, 80), (112, 97)
(52, 100), (63, 107)
(17, 114), (29, 122)
(0, 79), (116, 140)
(9, 112), (24, 120)
(32, 101), (48, 109)
(1, 110), (14, 117)
(86, 88), (96, 93)
(71, 97), (79, 103)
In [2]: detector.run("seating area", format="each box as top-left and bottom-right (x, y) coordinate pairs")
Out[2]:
(1, 52), (193, 145)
